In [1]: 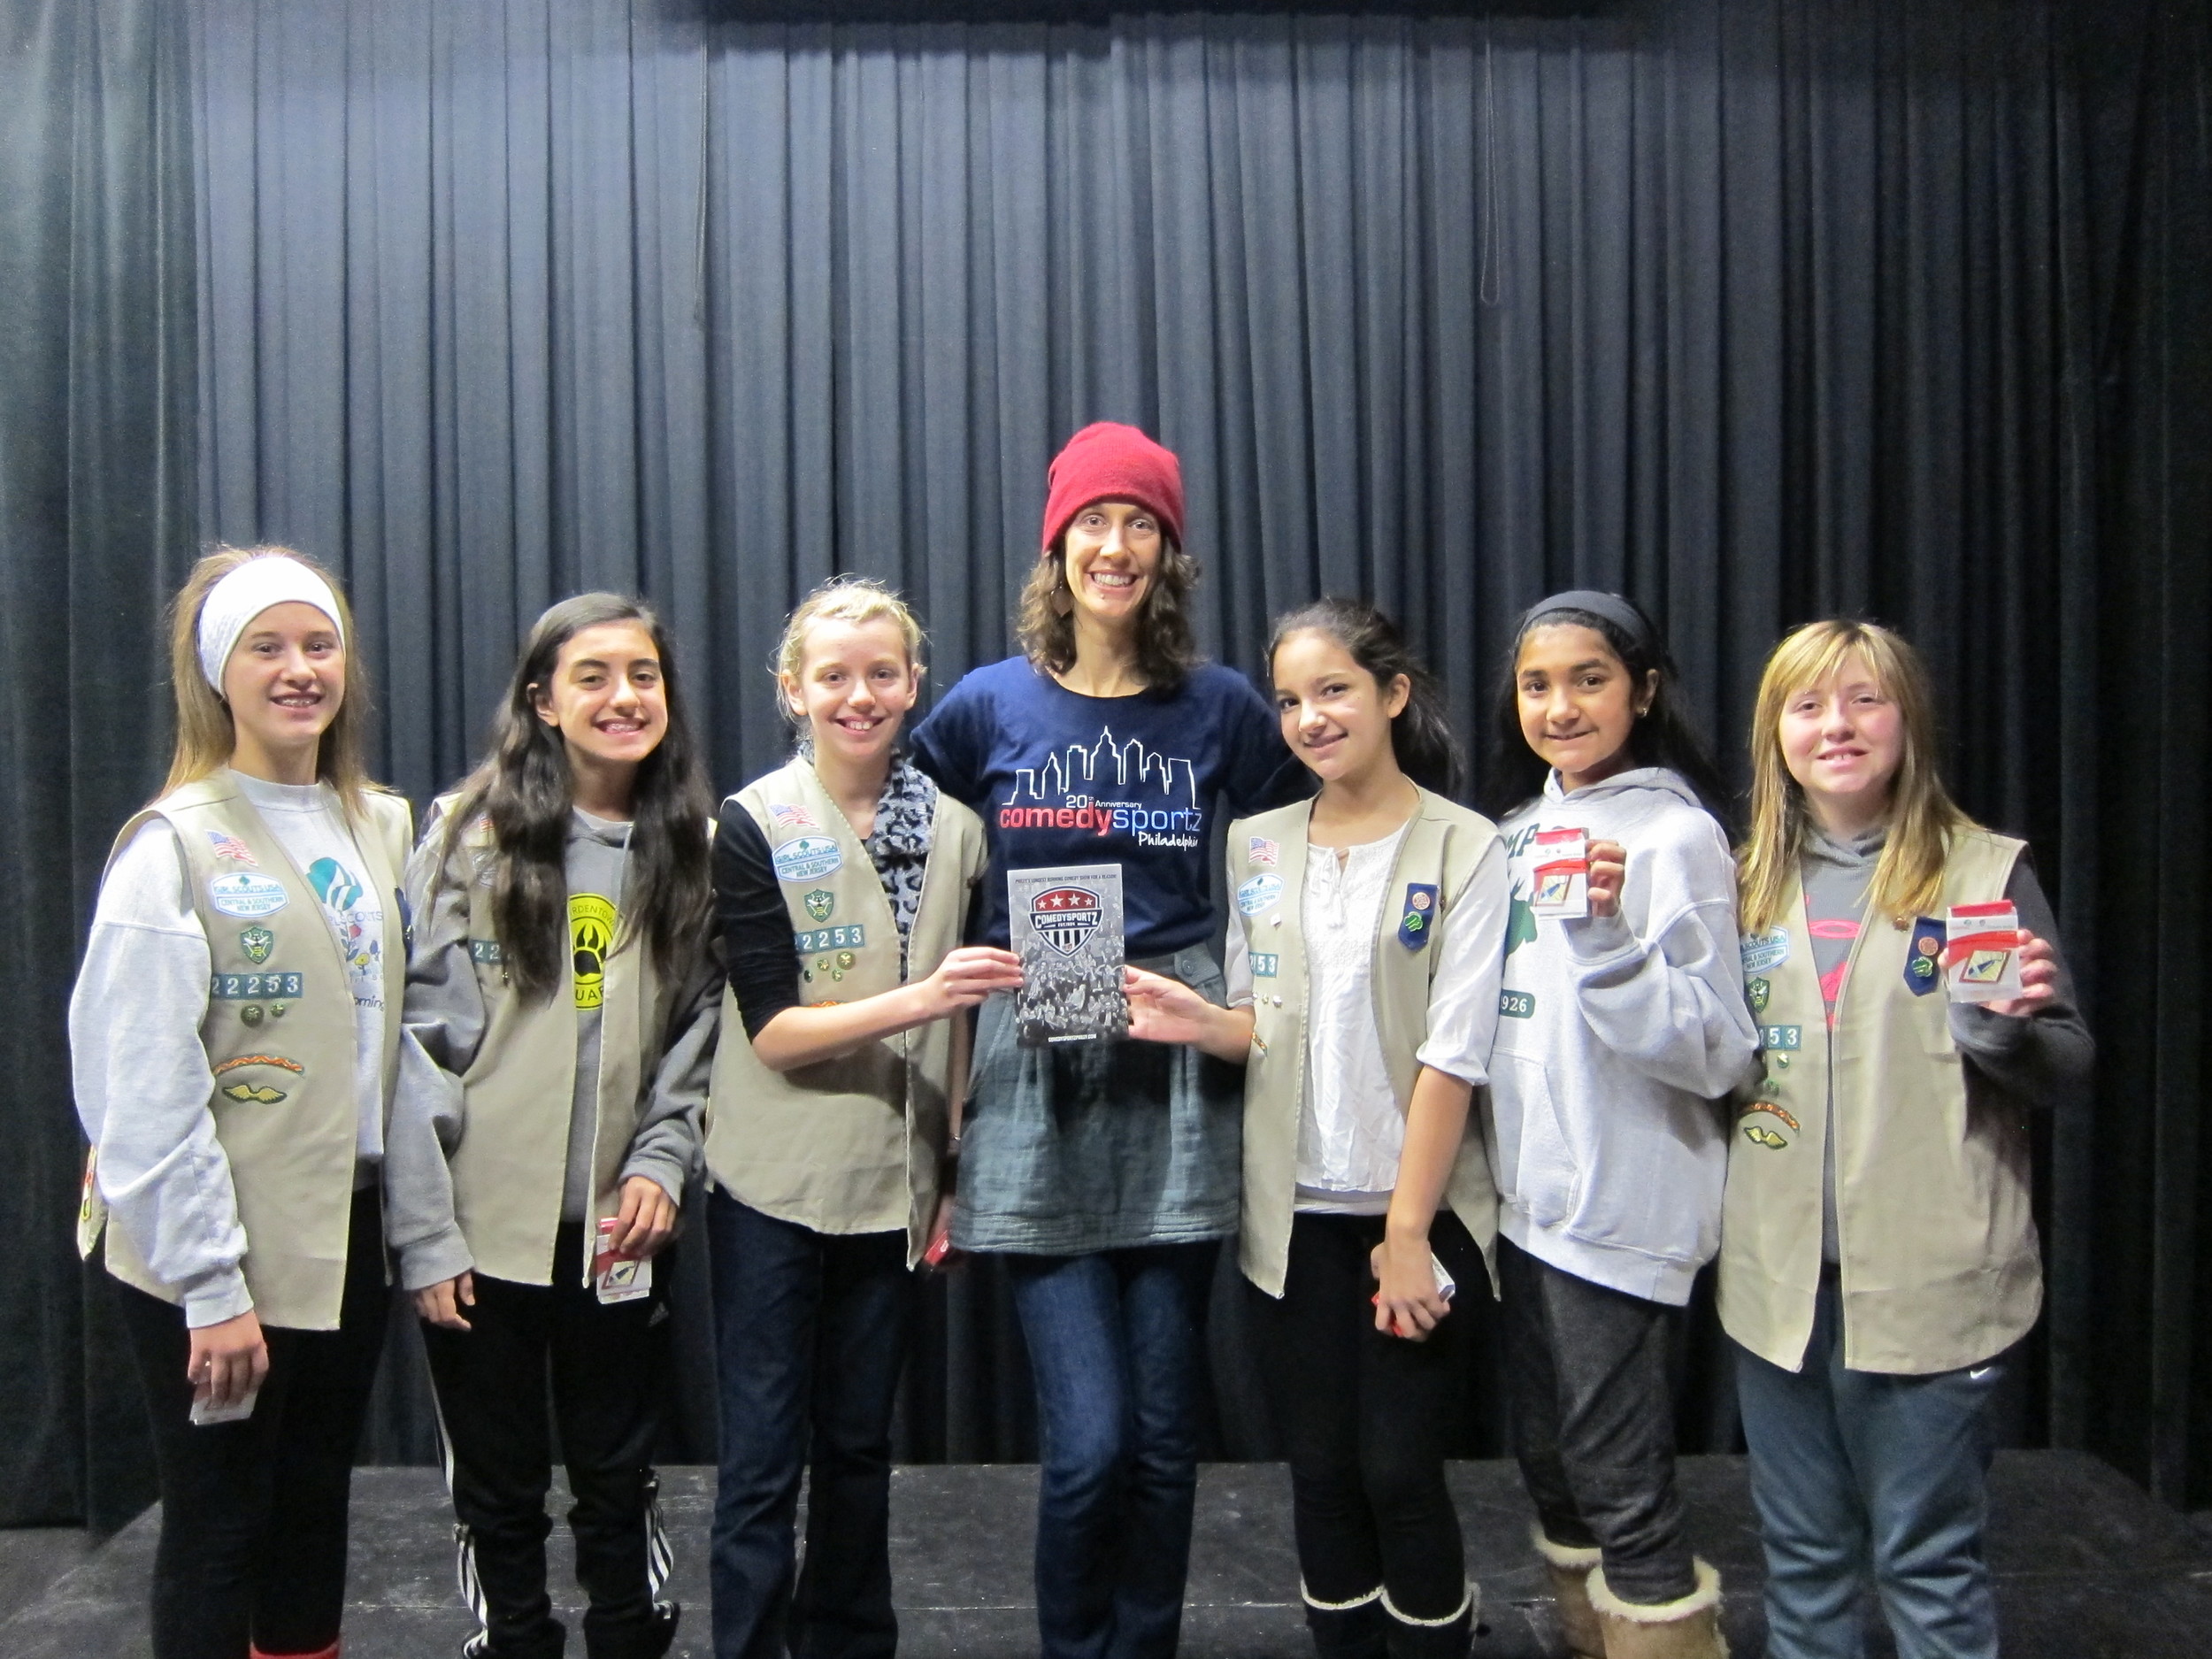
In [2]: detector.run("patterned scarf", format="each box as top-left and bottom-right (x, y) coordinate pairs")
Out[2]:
(863, 756), (937, 970)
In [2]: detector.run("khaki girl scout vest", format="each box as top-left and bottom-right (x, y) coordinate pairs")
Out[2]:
(1233, 790), (1504, 1300)
(79, 772), (411, 1331)
(703, 757), (985, 1266)
(1718, 827), (2033, 1376)
(439, 803), (698, 1287)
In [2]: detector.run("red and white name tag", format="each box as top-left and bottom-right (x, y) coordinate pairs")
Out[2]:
(1529, 827), (1590, 919)
(594, 1217), (653, 1305)
(1943, 901), (2024, 1003)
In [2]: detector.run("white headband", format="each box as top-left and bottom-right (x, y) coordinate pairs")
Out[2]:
(196, 556), (346, 692)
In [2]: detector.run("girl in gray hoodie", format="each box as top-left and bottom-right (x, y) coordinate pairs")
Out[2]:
(1481, 592), (1756, 1659)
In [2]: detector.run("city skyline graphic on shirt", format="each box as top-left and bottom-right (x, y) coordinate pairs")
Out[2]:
(1006, 726), (1198, 807)
(998, 726), (1202, 848)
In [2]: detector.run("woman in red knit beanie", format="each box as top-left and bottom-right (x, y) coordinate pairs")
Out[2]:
(910, 421), (1303, 1659)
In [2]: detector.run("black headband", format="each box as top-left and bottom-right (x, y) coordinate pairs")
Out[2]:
(1518, 588), (1657, 657)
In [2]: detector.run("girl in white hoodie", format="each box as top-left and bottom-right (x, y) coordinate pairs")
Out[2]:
(1482, 591), (1756, 1659)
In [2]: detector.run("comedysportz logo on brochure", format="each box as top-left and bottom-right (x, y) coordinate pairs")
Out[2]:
(1008, 864), (1127, 1046)
(997, 727), (1204, 850)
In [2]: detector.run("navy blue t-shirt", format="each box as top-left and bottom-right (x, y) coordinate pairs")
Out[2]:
(910, 656), (1306, 956)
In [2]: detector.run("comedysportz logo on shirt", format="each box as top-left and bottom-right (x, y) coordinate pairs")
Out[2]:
(995, 726), (1205, 850)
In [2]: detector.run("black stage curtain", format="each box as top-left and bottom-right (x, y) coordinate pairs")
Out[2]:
(5, 0), (2208, 1529)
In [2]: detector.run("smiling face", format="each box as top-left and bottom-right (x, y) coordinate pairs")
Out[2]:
(1060, 500), (1164, 634)
(1513, 622), (1655, 792)
(532, 621), (668, 773)
(1778, 649), (1905, 823)
(1272, 628), (1409, 789)
(221, 601), (346, 769)
(782, 616), (920, 768)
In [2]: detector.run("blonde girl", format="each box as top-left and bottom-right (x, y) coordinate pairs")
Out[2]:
(1127, 599), (1510, 1659)
(705, 578), (1012, 1659)
(71, 547), (410, 1659)
(385, 593), (719, 1659)
(1723, 621), (2091, 1659)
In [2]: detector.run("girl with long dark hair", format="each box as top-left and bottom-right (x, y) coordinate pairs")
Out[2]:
(908, 422), (1305, 1658)
(384, 593), (718, 1659)
(1481, 591), (1755, 1659)
(1127, 599), (1510, 1658)
(72, 547), (410, 1659)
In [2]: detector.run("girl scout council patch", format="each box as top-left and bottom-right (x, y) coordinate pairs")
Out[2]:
(773, 836), (841, 882)
(210, 872), (288, 918)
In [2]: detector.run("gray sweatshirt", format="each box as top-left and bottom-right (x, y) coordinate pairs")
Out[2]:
(382, 803), (717, 1291)
(1800, 824), (2092, 1262)
(1488, 768), (1762, 1305)
(70, 773), (391, 1326)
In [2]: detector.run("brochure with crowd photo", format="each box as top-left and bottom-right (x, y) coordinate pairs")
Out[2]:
(1008, 864), (1127, 1046)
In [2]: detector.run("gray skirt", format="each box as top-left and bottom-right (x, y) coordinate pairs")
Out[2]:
(951, 943), (1245, 1256)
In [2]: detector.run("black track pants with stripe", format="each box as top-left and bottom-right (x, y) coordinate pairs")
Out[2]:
(423, 1224), (675, 1659)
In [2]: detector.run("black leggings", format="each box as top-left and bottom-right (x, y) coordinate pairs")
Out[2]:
(1248, 1210), (1482, 1621)
(116, 1185), (389, 1659)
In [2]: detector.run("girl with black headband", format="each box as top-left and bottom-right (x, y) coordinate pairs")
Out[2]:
(1480, 591), (1757, 1659)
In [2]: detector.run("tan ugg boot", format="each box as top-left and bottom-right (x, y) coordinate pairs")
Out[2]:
(1587, 1559), (1727, 1659)
(1530, 1525), (1606, 1658)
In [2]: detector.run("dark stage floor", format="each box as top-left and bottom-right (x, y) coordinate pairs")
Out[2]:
(3, 1453), (2206, 1657)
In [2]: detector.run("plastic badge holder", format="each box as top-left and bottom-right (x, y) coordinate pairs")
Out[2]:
(1943, 901), (2024, 1004)
(190, 1385), (260, 1427)
(594, 1217), (653, 1305)
(1528, 827), (1590, 919)
(1371, 1251), (1459, 1337)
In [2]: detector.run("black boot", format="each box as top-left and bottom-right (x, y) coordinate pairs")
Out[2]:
(1304, 1592), (1389, 1658)
(582, 1599), (679, 1659)
(1382, 1583), (1477, 1659)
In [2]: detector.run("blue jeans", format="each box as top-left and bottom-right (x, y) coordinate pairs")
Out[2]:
(708, 1190), (914, 1659)
(1010, 1241), (1219, 1659)
(1733, 1273), (2004, 1659)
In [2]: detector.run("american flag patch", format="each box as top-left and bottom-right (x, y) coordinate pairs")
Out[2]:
(206, 831), (258, 866)
(770, 803), (820, 830)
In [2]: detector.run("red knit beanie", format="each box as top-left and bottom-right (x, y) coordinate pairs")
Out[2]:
(1039, 422), (1186, 555)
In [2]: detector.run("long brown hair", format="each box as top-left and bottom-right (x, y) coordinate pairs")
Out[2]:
(1269, 598), (1466, 799)
(442, 593), (713, 1003)
(160, 545), (379, 814)
(1015, 536), (1202, 693)
(1738, 619), (1976, 933)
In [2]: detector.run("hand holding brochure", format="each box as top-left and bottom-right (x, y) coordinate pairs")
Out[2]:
(1009, 864), (1127, 1046)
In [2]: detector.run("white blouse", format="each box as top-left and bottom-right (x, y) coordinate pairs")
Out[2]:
(1225, 827), (1508, 1215)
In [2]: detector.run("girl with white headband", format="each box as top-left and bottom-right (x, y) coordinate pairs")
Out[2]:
(70, 546), (411, 1659)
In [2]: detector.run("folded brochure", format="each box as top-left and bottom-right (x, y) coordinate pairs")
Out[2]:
(1009, 864), (1126, 1045)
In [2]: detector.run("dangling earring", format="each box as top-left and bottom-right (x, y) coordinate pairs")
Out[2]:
(1051, 561), (1074, 618)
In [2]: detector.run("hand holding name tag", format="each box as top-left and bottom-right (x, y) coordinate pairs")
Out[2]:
(1528, 827), (1592, 919)
(1585, 838), (1628, 918)
(1941, 902), (2058, 1016)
